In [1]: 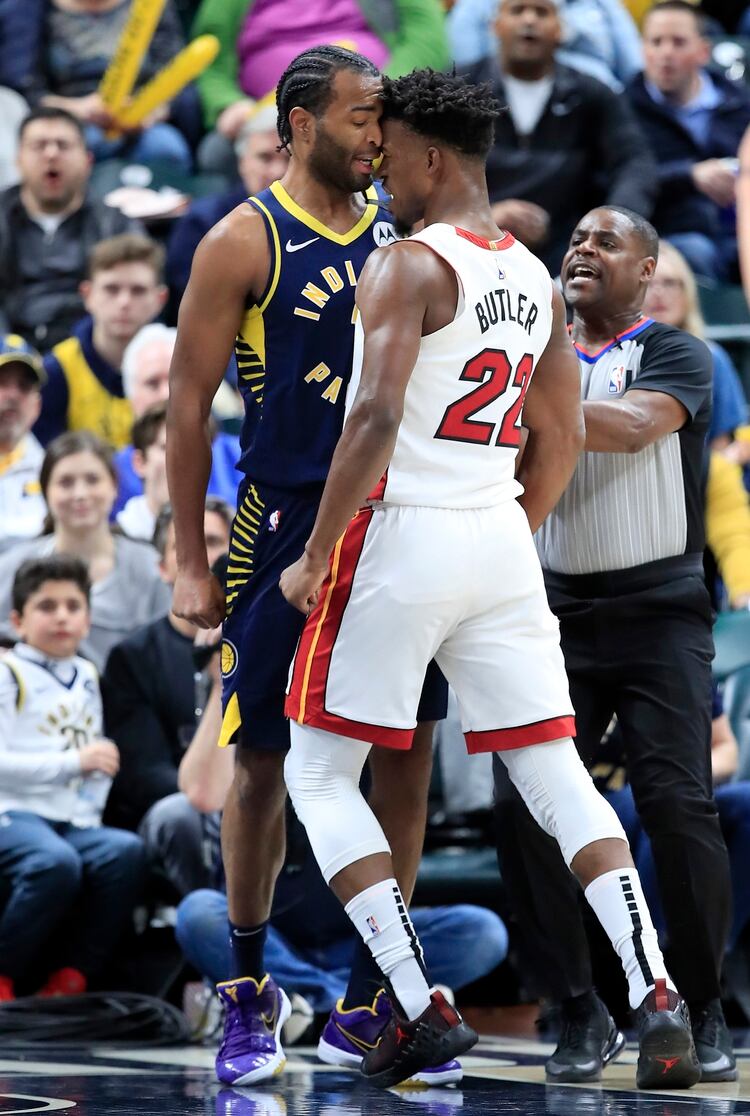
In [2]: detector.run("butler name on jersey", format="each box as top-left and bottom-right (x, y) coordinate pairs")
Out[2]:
(348, 224), (554, 511)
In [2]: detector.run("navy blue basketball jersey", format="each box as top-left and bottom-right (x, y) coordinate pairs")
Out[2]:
(234, 181), (396, 490)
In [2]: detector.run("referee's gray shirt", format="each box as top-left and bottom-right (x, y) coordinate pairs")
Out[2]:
(535, 318), (712, 576)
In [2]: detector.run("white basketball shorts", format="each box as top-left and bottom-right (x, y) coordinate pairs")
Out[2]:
(285, 499), (575, 753)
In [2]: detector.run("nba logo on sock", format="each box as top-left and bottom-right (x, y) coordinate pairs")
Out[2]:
(366, 915), (380, 935)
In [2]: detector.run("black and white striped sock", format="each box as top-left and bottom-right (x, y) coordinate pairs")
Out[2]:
(345, 877), (431, 1020)
(585, 867), (677, 1009)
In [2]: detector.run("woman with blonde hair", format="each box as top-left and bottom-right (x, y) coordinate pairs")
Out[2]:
(644, 240), (747, 449)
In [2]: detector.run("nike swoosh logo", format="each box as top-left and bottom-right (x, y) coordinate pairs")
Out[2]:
(261, 1005), (279, 1032)
(334, 1020), (379, 1053)
(286, 237), (320, 253)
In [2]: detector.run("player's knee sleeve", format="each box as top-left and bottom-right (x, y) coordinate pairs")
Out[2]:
(285, 723), (391, 884)
(500, 738), (627, 867)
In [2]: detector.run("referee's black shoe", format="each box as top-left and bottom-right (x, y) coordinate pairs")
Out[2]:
(690, 998), (737, 1082)
(545, 992), (625, 1083)
(635, 979), (701, 1089)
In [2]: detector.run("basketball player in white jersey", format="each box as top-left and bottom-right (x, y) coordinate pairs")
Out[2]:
(279, 69), (699, 1091)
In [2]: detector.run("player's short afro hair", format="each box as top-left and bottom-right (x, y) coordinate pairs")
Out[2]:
(381, 69), (502, 159)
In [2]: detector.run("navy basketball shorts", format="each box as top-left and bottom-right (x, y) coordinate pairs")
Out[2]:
(219, 480), (447, 752)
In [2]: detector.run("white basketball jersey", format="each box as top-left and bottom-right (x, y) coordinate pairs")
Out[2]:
(0, 644), (105, 825)
(348, 223), (554, 509)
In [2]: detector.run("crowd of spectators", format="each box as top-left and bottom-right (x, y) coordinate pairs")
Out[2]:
(1, 0), (750, 1052)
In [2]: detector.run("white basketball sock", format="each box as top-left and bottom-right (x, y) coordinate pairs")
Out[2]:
(345, 878), (432, 1020)
(585, 867), (676, 1009)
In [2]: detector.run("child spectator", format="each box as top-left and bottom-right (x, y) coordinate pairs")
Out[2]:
(0, 431), (170, 670)
(115, 402), (168, 541)
(0, 335), (47, 553)
(0, 554), (145, 998)
(35, 235), (168, 450)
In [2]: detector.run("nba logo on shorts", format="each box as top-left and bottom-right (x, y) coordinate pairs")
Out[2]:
(268, 509), (282, 533)
(608, 365), (625, 394)
(366, 915), (380, 936)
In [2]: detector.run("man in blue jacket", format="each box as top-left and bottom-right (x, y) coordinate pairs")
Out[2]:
(627, 0), (750, 280)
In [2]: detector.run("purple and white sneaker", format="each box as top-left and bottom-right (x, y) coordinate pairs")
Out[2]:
(317, 989), (463, 1086)
(215, 975), (292, 1085)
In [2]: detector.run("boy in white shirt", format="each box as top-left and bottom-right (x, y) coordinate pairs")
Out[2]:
(0, 555), (146, 999)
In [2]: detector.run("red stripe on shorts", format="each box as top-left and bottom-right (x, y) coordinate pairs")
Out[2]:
(287, 508), (374, 727)
(297, 705), (415, 749)
(465, 714), (576, 754)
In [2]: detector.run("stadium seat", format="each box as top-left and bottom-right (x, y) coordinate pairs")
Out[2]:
(713, 609), (750, 682)
(723, 664), (750, 780)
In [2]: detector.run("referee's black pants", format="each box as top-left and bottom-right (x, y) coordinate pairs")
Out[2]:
(493, 557), (731, 1005)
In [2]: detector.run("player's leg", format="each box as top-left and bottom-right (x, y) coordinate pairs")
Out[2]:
(213, 482), (316, 1086)
(221, 750), (287, 972)
(321, 668), (463, 1085)
(492, 620), (618, 1084)
(369, 718), (436, 904)
(284, 722), (477, 1088)
(284, 508), (478, 1086)
(439, 501), (699, 1090)
(340, 668), (445, 1011)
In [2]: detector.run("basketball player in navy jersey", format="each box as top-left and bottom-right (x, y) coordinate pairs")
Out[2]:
(166, 47), (450, 1087)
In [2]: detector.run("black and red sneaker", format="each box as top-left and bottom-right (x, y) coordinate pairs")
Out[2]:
(361, 989), (478, 1089)
(636, 979), (701, 1090)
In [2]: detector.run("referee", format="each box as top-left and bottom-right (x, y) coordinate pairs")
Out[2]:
(494, 206), (734, 1084)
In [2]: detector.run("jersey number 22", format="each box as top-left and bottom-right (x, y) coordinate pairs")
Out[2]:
(435, 348), (534, 448)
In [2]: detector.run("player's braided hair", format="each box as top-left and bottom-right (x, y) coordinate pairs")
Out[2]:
(276, 46), (379, 152)
(381, 69), (502, 158)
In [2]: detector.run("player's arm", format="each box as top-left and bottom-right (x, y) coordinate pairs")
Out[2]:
(166, 207), (267, 628)
(279, 243), (431, 613)
(517, 287), (585, 532)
